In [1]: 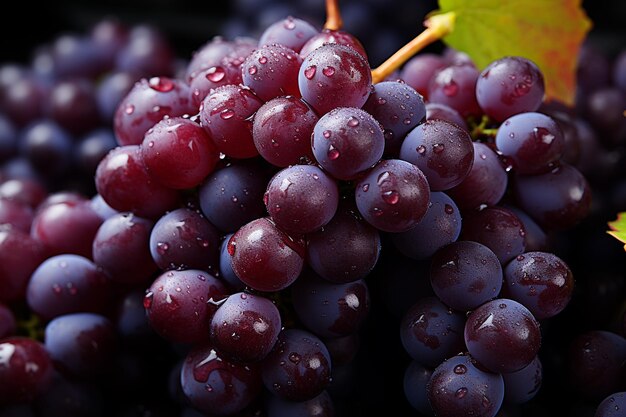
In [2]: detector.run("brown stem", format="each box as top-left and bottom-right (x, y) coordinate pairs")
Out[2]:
(324, 0), (343, 31)
(371, 11), (456, 84)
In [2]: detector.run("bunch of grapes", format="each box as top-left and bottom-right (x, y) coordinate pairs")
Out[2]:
(0, 1), (625, 417)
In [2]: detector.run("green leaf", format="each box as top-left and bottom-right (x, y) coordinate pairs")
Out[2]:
(432, 0), (592, 105)
(608, 213), (626, 251)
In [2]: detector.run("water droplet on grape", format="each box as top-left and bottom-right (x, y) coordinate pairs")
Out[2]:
(514, 81), (531, 96)
(499, 303), (507, 309)
(157, 242), (169, 254)
(443, 80), (459, 97)
(206, 66), (226, 83)
(454, 364), (467, 374)
(361, 183), (370, 192)
(372, 207), (384, 216)
(403, 118), (412, 125)
(283, 18), (296, 30)
(304, 65), (317, 79)
(124, 104), (135, 115)
(328, 145), (340, 160)
(444, 204), (454, 214)
(347, 116), (359, 127)
(382, 190), (399, 205)
(220, 109), (235, 120)
(288, 352), (301, 364)
(416, 145), (426, 155)
(248, 65), (258, 75)
(433, 143), (445, 154)
(148, 76), (174, 92)
(322, 130), (331, 139)
(534, 127), (555, 144)
(322, 66), (335, 77)
(377, 97), (387, 105)
(143, 291), (154, 309)
(455, 387), (468, 398)
(516, 255), (525, 261)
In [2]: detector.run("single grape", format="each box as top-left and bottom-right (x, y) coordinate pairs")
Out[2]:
(400, 53), (447, 100)
(428, 64), (481, 117)
(0, 225), (45, 304)
(595, 392), (626, 417)
(503, 355), (542, 404)
(19, 120), (73, 177)
(0, 337), (53, 404)
(425, 102), (469, 132)
(241, 44), (302, 102)
(258, 16), (319, 52)
(48, 79), (100, 135)
(115, 25), (174, 78)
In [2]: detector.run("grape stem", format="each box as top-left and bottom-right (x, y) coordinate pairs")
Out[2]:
(324, 0), (343, 31)
(17, 313), (44, 341)
(371, 11), (456, 84)
(470, 115), (498, 139)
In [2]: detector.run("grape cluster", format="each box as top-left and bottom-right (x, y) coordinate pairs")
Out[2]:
(0, 3), (625, 417)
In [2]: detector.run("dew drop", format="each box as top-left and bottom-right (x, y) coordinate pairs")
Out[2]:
(322, 130), (331, 138)
(453, 364), (467, 374)
(143, 291), (154, 309)
(377, 97), (387, 105)
(322, 66), (336, 77)
(206, 66), (226, 83)
(514, 81), (531, 96)
(361, 183), (370, 192)
(220, 109), (235, 120)
(433, 143), (445, 154)
(304, 65), (317, 79)
(258, 56), (268, 65)
(288, 352), (301, 364)
(416, 145), (426, 155)
(443, 80), (459, 97)
(455, 387), (468, 399)
(403, 118), (412, 125)
(148, 76), (174, 92)
(124, 104), (135, 115)
(248, 65), (258, 75)
(444, 204), (454, 214)
(347, 116), (359, 127)
(382, 190), (399, 205)
(328, 145), (340, 160)
(283, 18), (296, 30)
(372, 207), (384, 217)
(156, 242), (169, 255)
(516, 255), (525, 261)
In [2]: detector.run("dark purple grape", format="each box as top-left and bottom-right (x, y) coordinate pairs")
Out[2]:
(465, 299), (541, 373)
(0, 197), (33, 233)
(425, 102), (469, 132)
(299, 29), (368, 60)
(31, 200), (103, 259)
(76, 129), (117, 175)
(298, 44), (371, 116)
(495, 112), (564, 174)
(448, 142), (508, 211)
(34, 372), (103, 417)
(210, 292), (281, 362)
(90, 18), (129, 67)
(586, 87), (625, 134)
(48, 35), (103, 79)
(400, 53), (447, 100)
(19, 120), (73, 177)
(362, 81), (426, 156)
(219, 233), (245, 290)
(266, 391), (334, 417)
(461, 206), (527, 264)
(186, 37), (238, 81)
(400, 297), (466, 367)
(0, 303), (16, 339)
(95, 145), (180, 219)
(427, 354), (504, 417)
(576, 43), (611, 94)
(2, 76), (47, 127)
(355, 159), (430, 233)
(258, 17), (319, 52)
(503, 355), (542, 404)
(145, 269), (228, 344)
(476, 57), (545, 122)
(0, 337), (53, 404)
(149, 207), (220, 272)
(141, 117), (219, 189)
(404, 360), (434, 415)
(265, 164), (339, 234)
(505, 205), (550, 252)
(504, 252), (574, 320)
(429, 241), (503, 312)
(242, 44), (302, 102)
(391, 191), (462, 260)
(114, 76), (195, 146)
(306, 201), (381, 284)
(428, 64), (481, 117)
(188, 62), (243, 108)
(198, 160), (269, 233)
(115, 290), (155, 342)
(115, 25), (174, 77)
(96, 71), (136, 122)
(26, 254), (111, 321)
(0, 225), (45, 304)
(568, 331), (626, 400)
(400, 119), (474, 191)
(595, 392), (626, 417)
(44, 313), (116, 378)
(199, 84), (263, 159)
(180, 343), (262, 415)
(514, 163), (592, 230)
(92, 212), (156, 285)
(252, 96), (317, 167)
(0, 178), (47, 208)
(311, 107), (384, 181)
(228, 217), (305, 292)
(291, 270), (369, 338)
(261, 328), (332, 401)
(48, 79), (100, 135)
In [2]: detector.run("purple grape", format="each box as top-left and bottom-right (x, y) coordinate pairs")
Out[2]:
(504, 251), (574, 320)
(291, 270), (370, 338)
(76, 129), (117, 175)
(514, 163), (592, 230)
(505, 205), (550, 252)
(495, 112), (564, 174)
(465, 299), (541, 373)
(0, 303), (16, 339)
(0, 197), (33, 233)
(92, 212), (157, 285)
(90, 18), (129, 69)
(400, 53), (447, 100)
(461, 206), (527, 264)
(403, 360), (434, 415)
(229, 217), (305, 292)
(428, 64), (481, 117)
(362, 80), (426, 156)
(180, 343), (262, 415)
(427, 354), (504, 417)
(145, 269), (228, 344)
(188, 62), (243, 108)
(115, 290), (155, 342)
(241, 44), (302, 102)
(264, 164), (339, 234)
(400, 119), (474, 191)
(115, 25), (174, 78)
(149, 207), (220, 272)
(185, 37), (239, 81)
(391, 191), (462, 260)
(199, 84), (263, 159)
(355, 159), (430, 233)
(2, 76), (47, 127)
(33, 372), (103, 417)
(476, 57), (545, 122)
(210, 292), (281, 363)
(252, 96), (317, 167)
(258, 17), (319, 52)
(261, 328), (332, 401)
(503, 355), (542, 404)
(595, 392), (626, 417)
(266, 391), (334, 417)
(0, 178), (47, 208)
(299, 29), (368, 60)
(19, 120), (73, 177)
(298, 44), (371, 116)
(198, 160), (269, 233)
(141, 117), (219, 189)
(48, 35), (104, 79)
(586, 87), (626, 135)
(26, 254), (111, 321)
(430, 241), (503, 312)
(306, 201), (381, 284)
(95, 71), (137, 121)
(219, 233), (245, 290)
(114, 76), (195, 146)
(0, 225), (45, 304)
(425, 102), (469, 132)
(0, 114), (17, 163)
(44, 313), (117, 378)
(48, 79), (100, 135)
(448, 142), (508, 211)
(0, 337), (53, 404)
(311, 107), (385, 181)
(400, 297), (466, 367)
